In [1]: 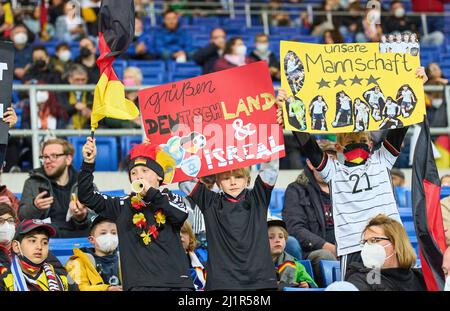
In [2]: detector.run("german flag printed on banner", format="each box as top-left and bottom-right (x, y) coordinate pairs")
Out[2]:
(91, 0), (139, 131)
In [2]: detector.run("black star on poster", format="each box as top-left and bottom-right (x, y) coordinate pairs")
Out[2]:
(334, 76), (347, 87)
(366, 75), (380, 85)
(316, 78), (330, 89)
(350, 75), (363, 85)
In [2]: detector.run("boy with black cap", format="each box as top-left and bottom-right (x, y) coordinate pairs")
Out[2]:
(65, 215), (122, 291)
(0, 219), (69, 291)
(268, 217), (317, 289)
(78, 137), (193, 291)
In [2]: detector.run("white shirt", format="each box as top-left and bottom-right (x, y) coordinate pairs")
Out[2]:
(318, 147), (401, 256)
(311, 100), (326, 114)
(365, 91), (385, 104)
(379, 42), (388, 53)
(339, 96), (351, 110)
(391, 42), (404, 53)
(355, 102), (368, 115)
(287, 59), (299, 73)
(386, 102), (398, 115)
(401, 89), (413, 102)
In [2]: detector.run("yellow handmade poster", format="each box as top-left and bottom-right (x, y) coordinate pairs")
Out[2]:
(280, 41), (425, 133)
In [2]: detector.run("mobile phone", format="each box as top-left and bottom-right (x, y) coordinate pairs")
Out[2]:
(38, 187), (50, 198)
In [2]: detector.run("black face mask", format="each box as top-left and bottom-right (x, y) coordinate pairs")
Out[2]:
(79, 47), (92, 58)
(34, 59), (47, 70)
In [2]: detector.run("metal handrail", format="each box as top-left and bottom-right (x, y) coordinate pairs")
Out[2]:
(9, 84), (450, 169)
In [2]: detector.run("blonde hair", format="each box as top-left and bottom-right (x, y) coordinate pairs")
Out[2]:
(41, 138), (75, 156)
(336, 132), (371, 147)
(216, 167), (251, 186)
(269, 225), (288, 241)
(124, 66), (143, 84)
(363, 214), (417, 269)
(181, 221), (197, 252)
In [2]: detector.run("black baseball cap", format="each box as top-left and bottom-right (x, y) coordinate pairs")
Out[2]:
(267, 217), (287, 230)
(15, 219), (56, 240)
(89, 215), (114, 234)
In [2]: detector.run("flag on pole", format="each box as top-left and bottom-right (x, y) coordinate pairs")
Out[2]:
(411, 118), (447, 291)
(40, 0), (48, 40)
(91, 0), (139, 131)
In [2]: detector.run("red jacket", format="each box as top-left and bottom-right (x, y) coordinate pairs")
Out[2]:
(213, 56), (256, 72)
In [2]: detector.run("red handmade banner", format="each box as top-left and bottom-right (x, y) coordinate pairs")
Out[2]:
(138, 61), (285, 184)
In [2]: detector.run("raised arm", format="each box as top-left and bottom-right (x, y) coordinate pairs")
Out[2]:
(143, 187), (188, 225)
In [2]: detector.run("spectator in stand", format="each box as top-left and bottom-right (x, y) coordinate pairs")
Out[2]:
(11, 24), (34, 80)
(50, 43), (75, 79)
(55, 0), (88, 42)
(65, 215), (122, 291)
(101, 67), (141, 129)
(346, 214), (426, 290)
(268, 217), (317, 289)
(57, 64), (93, 129)
(322, 29), (344, 44)
(48, 0), (66, 25)
(180, 221), (206, 291)
(339, 2), (365, 42)
(411, 0), (445, 46)
(23, 6), (56, 41)
(126, 16), (154, 60)
(425, 63), (448, 126)
(23, 45), (62, 84)
(193, 28), (227, 74)
(0, 203), (17, 271)
(80, 0), (101, 37)
(383, 1), (419, 36)
(75, 37), (99, 84)
(311, 0), (343, 36)
(19, 138), (95, 238)
(441, 174), (450, 247)
(0, 169), (20, 214)
(268, 0), (292, 27)
(443, 246), (450, 290)
(361, 7), (383, 42)
(390, 168), (405, 187)
(250, 33), (280, 81)
(282, 139), (338, 287)
(213, 37), (255, 72)
(154, 9), (194, 62)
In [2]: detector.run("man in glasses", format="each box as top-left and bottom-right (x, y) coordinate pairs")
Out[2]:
(193, 28), (227, 74)
(19, 138), (94, 237)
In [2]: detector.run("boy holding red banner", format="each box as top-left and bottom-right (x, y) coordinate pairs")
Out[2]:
(276, 67), (428, 279)
(180, 159), (280, 290)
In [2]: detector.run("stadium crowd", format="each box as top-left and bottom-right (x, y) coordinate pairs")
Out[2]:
(0, 0), (450, 292)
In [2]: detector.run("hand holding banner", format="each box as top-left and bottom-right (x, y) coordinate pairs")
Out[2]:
(138, 62), (285, 184)
(280, 41), (426, 133)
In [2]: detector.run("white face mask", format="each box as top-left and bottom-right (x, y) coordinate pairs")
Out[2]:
(255, 43), (269, 53)
(135, 31), (143, 37)
(13, 32), (28, 45)
(394, 7), (405, 18)
(95, 233), (119, 254)
(36, 91), (49, 104)
(175, 54), (187, 63)
(58, 50), (72, 62)
(361, 242), (394, 269)
(235, 45), (247, 56)
(444, 276), (450, 291)
(0, 222), (16, 244)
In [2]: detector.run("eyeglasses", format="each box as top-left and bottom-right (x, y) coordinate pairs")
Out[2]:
(0, 218), (15, 225)
(360, 237), (390, 246)
(39, 153), (67, 163)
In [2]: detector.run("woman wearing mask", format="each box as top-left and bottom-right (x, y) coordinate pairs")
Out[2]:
(65, 216), (122, 291)
(50, 43), (74, 77)
(0, 203), (17, 272)
(250, 33), (280, 81)
(213, 37), (255, 72)
(180, 221), (205, 291)
(346, 214), (426, 291)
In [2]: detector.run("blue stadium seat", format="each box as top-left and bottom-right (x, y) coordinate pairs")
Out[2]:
(269, 188), (284, 219)
(441, 186), (450, 200)
(142, 74), (165, 85)
(299, 260), (314, 280)
(68, 136), (118, 171)
(168, 61), (202, 73)
(172, 189), (187, 197)
(192, 16), (220, 26)
(120, 135), (142, 159)
(168, 72), (201, 82)
(128, 60), (165, 72)
(56, 255), (72, 266)
(320, 260), (341, 287)
(398, 207), (413, 222)
(49, 237), (91, 256)
(103, 190), (127, 197)
(395, 186), (408, 208)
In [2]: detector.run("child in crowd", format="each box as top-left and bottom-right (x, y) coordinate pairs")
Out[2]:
(268, 217), (317, 289)
(0, 219), (69, 291)
(180, 221), (206, 291)
(276, 66), (428, 279)
(65, 215), (122, 291)
(79, 138), (193, 291)
(180, 160), (279, 290)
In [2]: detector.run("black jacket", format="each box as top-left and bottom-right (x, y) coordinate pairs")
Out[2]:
(78, 161), (193, 290)
(282, 167), (334, 254)
(346, 263), (427, 291)
(193, 43), (221, 74)
(19, 166), (93, 238)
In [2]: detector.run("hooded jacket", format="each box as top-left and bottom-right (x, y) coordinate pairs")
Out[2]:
(282, 167), (334, 254)
(19, 166), (94, 237)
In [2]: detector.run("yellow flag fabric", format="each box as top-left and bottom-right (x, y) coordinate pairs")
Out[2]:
(3, 3), (14, 25)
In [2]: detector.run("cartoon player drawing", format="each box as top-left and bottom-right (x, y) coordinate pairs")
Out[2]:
(284, 51), (305, 94)
(396, 84), (416, 118)
(364, 86), (385, 121)
(391, 32), (404, 53)
(409, 33), (420, 56)
(287, 95), (307, 131)
(379, 34), (388, 53)
(379, 96), (403, 129)
(386, 33), (395, 52)
(332, 91), (353, 127)
(353, 98), (370, 132)
(402, 32), (411, 54)
(180, 131), (207, 154)
(309, 95), (328, 131)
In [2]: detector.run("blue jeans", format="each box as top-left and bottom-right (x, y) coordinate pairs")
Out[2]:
(286, 236), (303, 260)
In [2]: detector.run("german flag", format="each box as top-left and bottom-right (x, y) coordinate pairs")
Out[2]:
(40, 0), (48, 40)
(435, 135), (450, 168)
(91, 0), (139, 131)
(411, 118), (447, 291)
